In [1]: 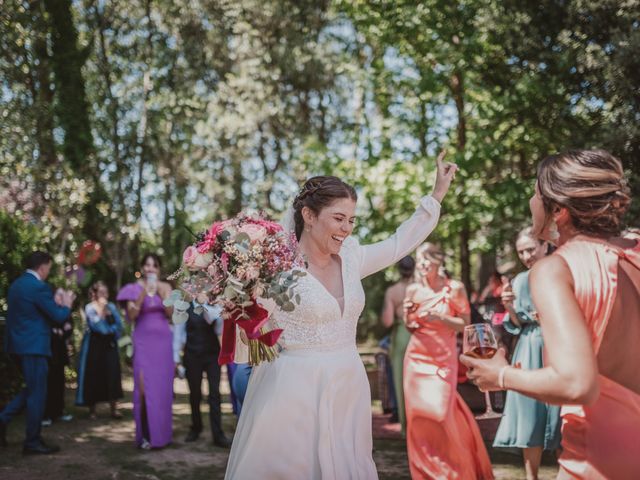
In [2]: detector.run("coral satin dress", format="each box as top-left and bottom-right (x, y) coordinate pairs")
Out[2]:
(404, 280), (493, 480)
(555, 238), (640, 479)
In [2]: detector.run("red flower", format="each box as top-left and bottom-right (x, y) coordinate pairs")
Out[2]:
(255, 219), (283, 234)
(198, 221), (227, 253)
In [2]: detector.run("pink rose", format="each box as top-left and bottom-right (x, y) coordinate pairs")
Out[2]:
(183, 246), (198, 269)
(239, 224), (267, 243)
(193, 252), (213, 269)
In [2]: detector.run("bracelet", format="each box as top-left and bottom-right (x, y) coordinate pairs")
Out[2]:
(498, 365), (510, 390)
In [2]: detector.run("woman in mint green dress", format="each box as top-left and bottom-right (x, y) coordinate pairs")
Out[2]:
(493, 228), (561, 480)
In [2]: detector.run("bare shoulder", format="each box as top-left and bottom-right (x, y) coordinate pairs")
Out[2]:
(404, 282), (421, 298)
(448, 279), (467, 295)
(530, 254), (573, 291)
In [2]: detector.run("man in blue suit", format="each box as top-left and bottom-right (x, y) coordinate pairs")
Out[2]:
(0, 251), (73, 454)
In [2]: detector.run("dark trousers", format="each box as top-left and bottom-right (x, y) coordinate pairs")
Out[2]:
(184, 352), (224, 440)
(0, 354), (49, 448)
(44, 355), (65, 420)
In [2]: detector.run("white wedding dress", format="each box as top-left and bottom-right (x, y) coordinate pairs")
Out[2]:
(224, 196), (441, 480)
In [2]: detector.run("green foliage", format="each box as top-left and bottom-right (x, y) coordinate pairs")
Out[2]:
(0, 210), (44, 403)
(0, 210), (46, 314)
(1, 0), (639, 343)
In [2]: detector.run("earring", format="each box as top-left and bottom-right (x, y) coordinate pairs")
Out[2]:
(548, 219), (560, 242)
(305, 227), (311, 233)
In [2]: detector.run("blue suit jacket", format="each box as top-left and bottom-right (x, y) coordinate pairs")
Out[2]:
(5, 272), (71, 357)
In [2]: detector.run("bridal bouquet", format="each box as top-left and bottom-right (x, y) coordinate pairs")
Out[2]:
(167, 212), (305, 365)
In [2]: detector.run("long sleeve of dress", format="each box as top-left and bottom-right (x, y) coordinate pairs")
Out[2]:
(356, 195), (441, 279)
(35, 282), (71, 324)
(503, 271), (536, 335)
(85, 304), (120, 336)
(201, 303), (224, 335)
(108, 303), (124, 340)
(172, 322), (186, 364)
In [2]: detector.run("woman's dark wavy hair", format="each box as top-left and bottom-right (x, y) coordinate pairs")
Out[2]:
(292, 176), (357, 241)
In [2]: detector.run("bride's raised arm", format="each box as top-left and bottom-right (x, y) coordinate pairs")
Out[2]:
(356, 151), (457, 279)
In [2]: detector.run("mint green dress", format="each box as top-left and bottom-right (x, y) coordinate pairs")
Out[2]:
(493, 271), (562, 450)
(390, 320), (411, 434)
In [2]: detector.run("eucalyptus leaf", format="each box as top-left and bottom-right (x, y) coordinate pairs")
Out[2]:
(162, 297), (175, 307)
(173, 311), (189, 324)
(234, 232), (250, 244)
(174, 300), (190, 311)
(282, 302), (295, 312)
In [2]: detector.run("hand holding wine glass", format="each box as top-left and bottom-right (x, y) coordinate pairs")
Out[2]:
(461, 324), (505, 419)
(463, 323), (498, 359)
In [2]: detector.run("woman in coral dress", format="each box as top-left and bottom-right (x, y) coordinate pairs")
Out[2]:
(462, 149), (640, 479)
(403, 243), (493, 480)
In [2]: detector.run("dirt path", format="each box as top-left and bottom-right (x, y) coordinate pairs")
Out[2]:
(1, 372), (557, 479)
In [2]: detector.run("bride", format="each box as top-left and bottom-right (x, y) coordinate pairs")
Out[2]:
(225, 153), (457, 479)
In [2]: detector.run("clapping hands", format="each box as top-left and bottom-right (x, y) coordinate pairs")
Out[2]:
(431, 150), (459, 203)
(55, 288), (76, 308)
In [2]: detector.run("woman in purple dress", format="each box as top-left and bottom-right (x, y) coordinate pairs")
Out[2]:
(117, 253), (174, 449)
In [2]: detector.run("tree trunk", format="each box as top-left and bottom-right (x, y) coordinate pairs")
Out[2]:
(450, 71), (472, 292)
(44, 0), (93, 173)
(30, 0), (56, 171)
(230, 153), (243, 216)
(133, 0), (154, 262)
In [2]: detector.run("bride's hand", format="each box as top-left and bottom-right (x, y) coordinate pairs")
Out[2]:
(431, 150), (458, 203)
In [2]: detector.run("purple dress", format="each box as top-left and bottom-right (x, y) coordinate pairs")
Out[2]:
(117, 283), (173, 448)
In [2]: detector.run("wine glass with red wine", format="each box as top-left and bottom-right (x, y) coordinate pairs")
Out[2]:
(463, 323), (502, 419)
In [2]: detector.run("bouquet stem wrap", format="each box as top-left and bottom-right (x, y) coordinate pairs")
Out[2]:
(219, 300), (283, 366)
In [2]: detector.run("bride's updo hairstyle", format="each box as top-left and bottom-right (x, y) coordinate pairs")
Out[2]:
(537, 149), (631, 238)
(293, 176), (357, 241)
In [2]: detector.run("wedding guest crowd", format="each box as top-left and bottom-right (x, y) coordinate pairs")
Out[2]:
(3, 148), (639, 480)
(463, 149), (640, 478)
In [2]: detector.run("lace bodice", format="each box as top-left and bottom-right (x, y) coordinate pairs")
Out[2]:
(274, 236), (366, 350)
(234, 195), (442, 360)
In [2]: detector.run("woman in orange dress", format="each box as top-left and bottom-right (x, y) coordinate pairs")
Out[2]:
(462, 149), (640, 479)
(403, 243), (493, 480)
